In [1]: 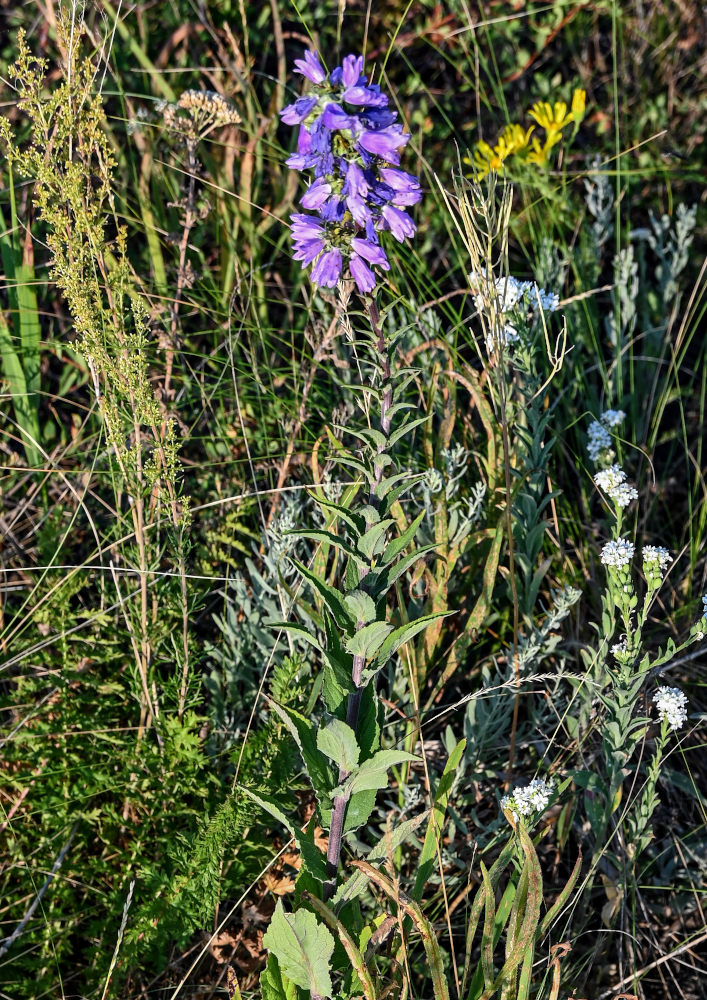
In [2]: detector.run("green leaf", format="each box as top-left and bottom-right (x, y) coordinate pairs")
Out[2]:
(292, 559), (355, 631)
(265, 622), (323, 652)
(317, 720), (360, 773)
(338, 749), (418, 798)
(343, 590), (377, 625)
(262, 900), (334, 998)
(357, 518), (395, 560)
(332, 811), (428, 904)
(380, 511), (425, 567)
(343, 787), (378, 833)
(375, 542), (438, 595)
(308, 490), (365, 534)
(240, 787), (328, 881)
(288, 529), (359, 561)
(345, 621), (394, 660)
(365, 612), (454, 679)
(260, 955), (297, 1000)
(269, 703), (335, 815)
(413, 738), (466, 900)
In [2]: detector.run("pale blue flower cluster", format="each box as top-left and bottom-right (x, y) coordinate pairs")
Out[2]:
(594, 464), (638, 508)
(501, 777), (554, 823)
(600, 537), (635, 568)
(281, 51), (420, 292)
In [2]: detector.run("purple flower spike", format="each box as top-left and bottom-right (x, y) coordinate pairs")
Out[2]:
(311, 248), (343, 287)
(381, 205), (416, 242)
(293, 51), (326, 84)
(341, 55), (364, 88)
(280, 96), (318, 125)
(350, 254), (376, 293)
(282, 49), (419, 293)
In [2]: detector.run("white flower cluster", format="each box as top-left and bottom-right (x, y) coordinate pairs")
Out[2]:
(600, 537), (635, 568)
(642, 546), (671, 572)
(602, 409), (626, 428)
(702, 593), (707, 618)
(587, 410), (626, 463)
(501, 777), (554, 823)
(469, 272), (559, 354)
(593, 464), (638, 508)
(611, 638), (628, 657)
(653, 686), (688, 731)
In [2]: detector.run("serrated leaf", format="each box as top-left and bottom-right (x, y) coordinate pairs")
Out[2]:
(262, 900), (334, 997)
(317, 720), (360, 773)
(345, 621), (394, 660)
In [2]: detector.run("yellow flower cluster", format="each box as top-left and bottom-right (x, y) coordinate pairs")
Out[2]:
(472, 89), (586, 177)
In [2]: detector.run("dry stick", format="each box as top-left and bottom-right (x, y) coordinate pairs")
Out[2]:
(323, 298), (392, 900)
(0, 822), (78, 959)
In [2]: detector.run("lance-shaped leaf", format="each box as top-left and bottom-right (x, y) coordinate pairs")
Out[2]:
(380, 510), (425, 567)
(343, 590), (377, 625)
(287, 528), (360, 561)
(292, 559), (355, 631)
(269, 702), (335, 817)
(265, 621), (323, 653)
(307, 489), (366, 534)
(240, 787), (328, 881)
(262, 901), (334, 998)
(357, 518), (395, 560)
(336, 749), (418, 798)
(317, 720), (360, 773)
(332, 811), (428, 905)
(345, 620), (394, 660)
(364, 611), (455, 680)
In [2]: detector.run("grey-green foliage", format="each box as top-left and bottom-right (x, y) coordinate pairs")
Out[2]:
(606, 243), (639, 350)
(584, 156), (614, 251)
(205, 495), (312, 743)
(646, 202), (697, 305)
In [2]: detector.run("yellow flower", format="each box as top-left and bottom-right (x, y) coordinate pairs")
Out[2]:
(497, 123), (534, 158)
(528, 99), (573, 135)
(570, 88), (586, 123)
(472, 140), (503, 178)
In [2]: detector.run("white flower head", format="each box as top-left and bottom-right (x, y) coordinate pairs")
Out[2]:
(601, 409), (626, 428)
(600, 537), (635, 568)
(501, 777), (554, 823)
(594, 464), (638, 508)
(653, 686), (688, 731)
(587, 419), (614, 464)
(611, 638), (628, 657)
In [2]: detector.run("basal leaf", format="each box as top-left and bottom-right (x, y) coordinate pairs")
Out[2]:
(262, 900), (334, 998)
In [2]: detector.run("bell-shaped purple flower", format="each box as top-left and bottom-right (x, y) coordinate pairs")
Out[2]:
(379, 167), (422, 206)
(301, 177), (333, 210)
(358, 129), (410, 163)
(280, 96), (318, 125)
(381, 204), (416, 242)
(311, 248), (343, 287)
(343, 86), (389, 107)
(293, 51), (326, 84)
(341, 55), (364, 88)
(349, 254), (376, 294)
(322, 103), (355, 130)
(351, 237), (390, 269)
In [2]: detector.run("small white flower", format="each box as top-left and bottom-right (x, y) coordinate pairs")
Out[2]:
(611, 638), (628, 657)
(593, 464), (638, 508)
(601, 409), (626, 428)
(653, 686), (688, 731)
(587, 420), (614, 463)
(642, 546), (671, 572)
(600, 537), (635, 568)
(501, 777), (554, 823)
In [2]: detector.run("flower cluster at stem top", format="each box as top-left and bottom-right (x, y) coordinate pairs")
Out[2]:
(501, 777), (554, 824)
(587, 409), (625, 464)
(469, 272), (560, 353)
(600, 537), (635, 568)
(280, 51), (421, 293)
(594, 464), (638, 508)
(653, 686), (688, 731)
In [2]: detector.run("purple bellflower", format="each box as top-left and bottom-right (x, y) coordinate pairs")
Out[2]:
(280, 49), (420, 293)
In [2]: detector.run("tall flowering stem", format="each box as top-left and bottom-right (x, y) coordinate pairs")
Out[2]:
(260, 56), (441, 981)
